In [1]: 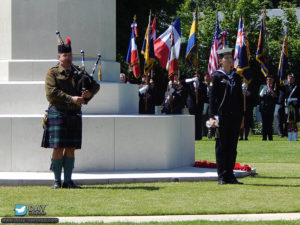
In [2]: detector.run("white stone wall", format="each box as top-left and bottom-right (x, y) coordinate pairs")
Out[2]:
(0, 0), (195, 172)
(0, 115), (195, 172)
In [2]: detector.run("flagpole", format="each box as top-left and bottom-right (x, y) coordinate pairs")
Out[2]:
(170, 24), (174, 113)
(195, 4), (199, 105)
(145, 10), (151, 113)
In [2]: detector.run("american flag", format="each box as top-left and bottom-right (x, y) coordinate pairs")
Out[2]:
(207, 15), (223, 77)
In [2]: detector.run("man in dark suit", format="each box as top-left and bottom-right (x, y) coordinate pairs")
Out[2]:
(185, 75), (208, 140)
(259, 75), (277, 141)
(277, 84), (287, 138)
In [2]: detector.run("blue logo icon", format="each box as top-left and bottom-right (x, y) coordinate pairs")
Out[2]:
(15, 205), (27, 216)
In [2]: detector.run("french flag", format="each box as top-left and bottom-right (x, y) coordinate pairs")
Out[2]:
(166, 30), (178, 81)
(126, 23), (141, 78)
(154, 18), (181, 69)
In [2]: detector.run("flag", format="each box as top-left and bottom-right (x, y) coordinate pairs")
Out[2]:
(277, 33), (288, 85)
(126, 21), (141, 78)
(234, 16), (252, 83)
(256, 11), (269, 77)
(185, 8), (198, 67)
(166, 28), (179, 81)
(221, 30), (229, 47)
(154, 18), (181, 68)
(141, 15), (156, 74)
(207, 14), (223, 77)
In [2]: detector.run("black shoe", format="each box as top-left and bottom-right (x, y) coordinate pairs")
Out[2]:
(218, 179), (228, 185)
(62, 180), (81, 189)
(245, 137), (248, 141)
(52, 181), (61, 189)
(239, 137), (243, 141)
(229, 178), (243, 184)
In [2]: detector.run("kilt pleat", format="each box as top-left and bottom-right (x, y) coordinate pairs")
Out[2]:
(41, 107), (82, 149)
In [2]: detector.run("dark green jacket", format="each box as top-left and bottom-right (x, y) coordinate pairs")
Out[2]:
(45, 64), (100, 111)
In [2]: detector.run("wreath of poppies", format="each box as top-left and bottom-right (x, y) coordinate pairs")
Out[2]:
(194, 160), (252, 172)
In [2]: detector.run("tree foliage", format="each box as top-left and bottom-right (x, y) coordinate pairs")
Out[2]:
(177, 0), (300, 89)
(116, 0), (300, 89)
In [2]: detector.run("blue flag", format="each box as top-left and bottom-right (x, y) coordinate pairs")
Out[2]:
(277, 33), (288, 85)
(234, 16), (252, 83)
(256, 11), (269, 77)
(185, 8), (197, 67)
(141, 15), (156, 75)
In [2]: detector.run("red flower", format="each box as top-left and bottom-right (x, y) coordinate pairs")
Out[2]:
(194, 161), (251, 172)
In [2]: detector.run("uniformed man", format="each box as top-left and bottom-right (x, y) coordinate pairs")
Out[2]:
(202, 74), (211, 138)
(161, 80), (184, 114)
(138, 77), (156, 114)
(185, 75), (208, 140)
(209, 47), (244, 185)
(239, 82), (256, 141)
(259, 75), (277, 141)
(277, 84), (287, 137)
(285, 73), (299, 141)
(41, 33), (100, 189)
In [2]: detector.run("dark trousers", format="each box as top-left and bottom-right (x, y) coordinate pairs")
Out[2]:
(239, 128), (250, 139)
(261, 112), (274, 140)
(189, 108), (203, 140)
(215, 115), (242, 181)
(277, 106), (286, 137)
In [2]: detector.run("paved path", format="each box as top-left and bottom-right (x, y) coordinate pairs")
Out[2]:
(1, 213), (300, 223)
(59, 213), (300, 223)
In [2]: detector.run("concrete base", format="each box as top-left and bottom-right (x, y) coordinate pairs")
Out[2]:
(0, 114), (194, 172)
(0, 167), (253, 186)
(0, 82), (138, 115)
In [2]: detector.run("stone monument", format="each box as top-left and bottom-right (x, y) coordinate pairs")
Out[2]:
(0, 0), (195, 172)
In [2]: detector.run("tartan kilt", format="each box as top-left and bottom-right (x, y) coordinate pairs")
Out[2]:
(41, 106), (82, 149)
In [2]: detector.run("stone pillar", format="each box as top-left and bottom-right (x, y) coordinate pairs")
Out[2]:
(0, 0), (119, 82)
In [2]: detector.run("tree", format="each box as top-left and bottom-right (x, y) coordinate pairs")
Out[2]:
(177, 0), (300, 88)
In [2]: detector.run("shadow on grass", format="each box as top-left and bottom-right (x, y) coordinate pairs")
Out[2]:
(255, 176), (300, 179)
(244, 183), (300, 187)
(81, 186), (161, 191)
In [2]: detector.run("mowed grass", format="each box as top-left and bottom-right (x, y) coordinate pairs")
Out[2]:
(0, 135), (300, 217)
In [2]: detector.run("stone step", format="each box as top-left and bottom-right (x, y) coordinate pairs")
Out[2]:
(0, 114), (194, 172)
(0, 59), (119, 82)
(0, 167), (252, 186)
(0, 81), (138, 114)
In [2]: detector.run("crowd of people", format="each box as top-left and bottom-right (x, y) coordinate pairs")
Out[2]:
(120, 59), (299, 143)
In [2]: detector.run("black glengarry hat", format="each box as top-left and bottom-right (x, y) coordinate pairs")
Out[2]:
(56, 30), (72, 53)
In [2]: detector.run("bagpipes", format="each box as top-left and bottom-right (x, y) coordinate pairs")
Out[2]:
(74, 50), (101, 104)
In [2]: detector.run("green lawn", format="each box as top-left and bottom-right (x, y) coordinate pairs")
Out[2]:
(0, 135), (300, 219)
